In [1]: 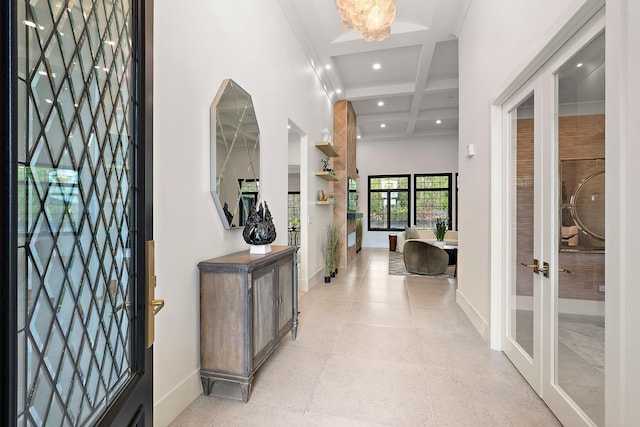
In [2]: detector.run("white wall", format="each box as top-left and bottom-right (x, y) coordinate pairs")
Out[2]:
(456, 0), (589, 339)
(153, 1), (333, 424)
(357, 138), (458, 248)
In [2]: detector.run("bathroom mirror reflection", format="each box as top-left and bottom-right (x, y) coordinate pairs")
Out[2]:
(210, 79), (260, 229)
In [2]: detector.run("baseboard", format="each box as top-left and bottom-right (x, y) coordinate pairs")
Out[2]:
(154, 368), (202, 427)
(456, 289), (490, 342)
(307, 267), (325, 291)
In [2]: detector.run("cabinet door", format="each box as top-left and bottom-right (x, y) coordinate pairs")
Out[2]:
(277, 257), (294, 338)
(252, 266), (276, 366)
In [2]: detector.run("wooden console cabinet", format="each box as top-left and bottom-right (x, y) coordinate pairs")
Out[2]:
(198, 246), (298, 402)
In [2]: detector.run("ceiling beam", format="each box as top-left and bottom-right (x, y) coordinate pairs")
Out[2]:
(345, 83), (415, 100)
(406, 41), (436, 134)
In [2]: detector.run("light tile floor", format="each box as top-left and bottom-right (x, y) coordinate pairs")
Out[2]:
(170, 248), (560, 426)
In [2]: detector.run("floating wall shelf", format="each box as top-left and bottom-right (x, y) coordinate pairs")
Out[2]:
(314, 142), (339, 157)
(314, 171), (339, 181)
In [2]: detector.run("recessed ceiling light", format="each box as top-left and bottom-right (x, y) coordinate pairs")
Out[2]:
(576, 62), (584, 68)
(436, 119), (442, 124)
(357, 135), (361, 139)
(377, 101), (384, 107)
(336, 89), (342, 94)
(372, 63), (381, 70)
(380, 123), (386, 128)
(325, 64), (331, 70)
(287, 125), (291, 129)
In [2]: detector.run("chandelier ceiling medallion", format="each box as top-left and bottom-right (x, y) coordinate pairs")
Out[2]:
(336, 0), (397, 41)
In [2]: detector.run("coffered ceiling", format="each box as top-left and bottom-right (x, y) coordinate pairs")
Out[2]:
(277, 0), (471, 144)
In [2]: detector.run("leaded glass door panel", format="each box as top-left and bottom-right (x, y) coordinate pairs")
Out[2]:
(3, 0), (154, 425)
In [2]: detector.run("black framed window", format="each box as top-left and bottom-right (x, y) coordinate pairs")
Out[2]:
(455, 173), (459, 230)
(414, 173), (452, 229)
(368, 175), (410, 231)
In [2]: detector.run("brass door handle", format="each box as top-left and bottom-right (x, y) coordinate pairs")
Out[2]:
(520, 259), (540, 274)
(151, 299), (165, 315)
(559, 268), (575, 275)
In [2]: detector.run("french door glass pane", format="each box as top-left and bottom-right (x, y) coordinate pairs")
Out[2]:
(555, 31), (605, 426)
(16, 0), (136, 425)
(511, 93), (535, 358)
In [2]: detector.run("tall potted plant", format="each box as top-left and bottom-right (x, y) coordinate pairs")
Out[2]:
(355, 219), (363, 253)
(329, 224), (341, 276)
(322, 224), (338, 282)
(434, 217), (448, 248)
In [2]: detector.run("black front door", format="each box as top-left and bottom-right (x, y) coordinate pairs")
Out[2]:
(1, 0), (154, 425)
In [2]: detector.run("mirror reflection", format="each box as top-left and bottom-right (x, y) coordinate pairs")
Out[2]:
(210, 79), (260, 229)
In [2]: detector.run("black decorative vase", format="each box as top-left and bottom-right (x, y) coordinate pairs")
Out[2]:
(243, 201), (276, 254)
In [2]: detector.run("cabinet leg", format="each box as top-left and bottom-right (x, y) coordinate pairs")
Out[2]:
(240, 381), (252, 402)
(201, 377), (214, 396)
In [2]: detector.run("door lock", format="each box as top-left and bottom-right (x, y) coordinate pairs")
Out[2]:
(146, 240), (165, 348)
(541, 261), (550, 278)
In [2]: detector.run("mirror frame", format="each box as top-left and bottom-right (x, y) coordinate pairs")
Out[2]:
(210, 79), (260, 229)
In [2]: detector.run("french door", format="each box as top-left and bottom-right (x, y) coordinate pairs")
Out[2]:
(503, 10), (606, 427)
(1, 0), (155, 425)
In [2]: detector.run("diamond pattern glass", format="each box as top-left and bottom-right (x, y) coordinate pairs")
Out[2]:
(17, 0), (136, 425)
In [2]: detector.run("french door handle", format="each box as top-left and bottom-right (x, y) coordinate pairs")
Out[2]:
(520, 259), (540, 274)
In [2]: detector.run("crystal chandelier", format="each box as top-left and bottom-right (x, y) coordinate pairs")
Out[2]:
(336, 0), (397, 41)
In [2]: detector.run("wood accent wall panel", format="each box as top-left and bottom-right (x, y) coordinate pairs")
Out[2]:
(516, 114), (605, 301)
(333, 100), (357, 268)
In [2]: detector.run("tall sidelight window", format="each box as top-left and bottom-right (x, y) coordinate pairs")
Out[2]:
(287, 192), (300, 228)
(414, 173), (452, 229)
(287, 192), (300, 246)
(368, 175), (410, 231)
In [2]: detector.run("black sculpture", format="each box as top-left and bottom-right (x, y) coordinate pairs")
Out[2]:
(223, 202), (233, 226)
(242, 201), (277, 245)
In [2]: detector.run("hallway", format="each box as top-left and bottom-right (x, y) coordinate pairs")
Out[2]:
(170, 248), (559, 426)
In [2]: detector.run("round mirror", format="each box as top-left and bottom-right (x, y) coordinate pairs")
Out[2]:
(570, 171), (605, 240)
(210, 79), (260, 229)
